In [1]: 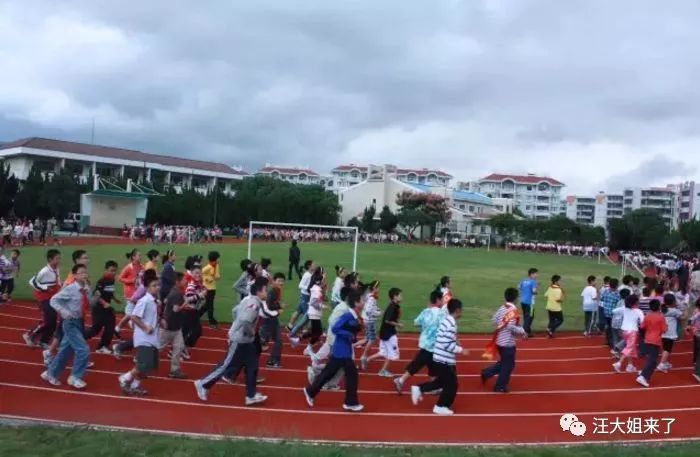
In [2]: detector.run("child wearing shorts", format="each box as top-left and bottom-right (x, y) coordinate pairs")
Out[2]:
(362, 287), (402, 377)
(359, 280), (381, 362)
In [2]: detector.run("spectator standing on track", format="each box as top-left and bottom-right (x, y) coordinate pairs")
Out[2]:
(362, 287), (403, 377)
(518, 268), (538, 337)
(40, 264), (90, 390)
(118, 276), (161, 396)
(288, 240), (302, 280)
(24, 249), (62, 348)
(581, 275), (598, 336)
(201, 251), (221, 329)
(636, 299), (667, 387)
(544, 275), (565, 338)
(84, 260), (121, 354)
(303, 289), (364, 412)
(481, 287), (527, 393)
(394, 289), (446, 394)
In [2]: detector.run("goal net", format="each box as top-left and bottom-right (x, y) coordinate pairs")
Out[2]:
(247, 221), (360, 271)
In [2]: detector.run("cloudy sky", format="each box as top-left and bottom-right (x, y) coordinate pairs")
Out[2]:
(2, 0), (700, 194)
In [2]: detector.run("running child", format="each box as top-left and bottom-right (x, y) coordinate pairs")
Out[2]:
(233, 259), (253, 301)
(581, 275), (597, 336)
(261, 272), (285, 368)
(613, 294), (644, 374)
(24, 249), (62, 347)
(114, 249), (143, 337)
(518, 268), (538, 337)
(118, 276), (161, 396)
(410, 298), (467, 415)
(637, 299), (667, 387)
(113, 269), (158, 358)
(159, 272), (188, 379)
(362, 287), (403, 377)
(611, 289), (631, 356)
(394, 289), (445, 394)
(359, 280), (382, 361)
(182, 263), (206, 355)
(597, 276), (612, 333)
(84, 260), (122, 354)
(658, 293), (683, 373)
(689, 300), (700, 383)
(144, 249), (160, 274)
(544, 275), (565, 338)
(301, 267), (327, 355)
(159, 249), (176, 305)
(600, 278), (621, 348)
(0, 248), (20, 303)
(201, 251), (221, 328)
(288, 260), (314, 337)
(331, 265), (347, 308)
(438, 276), (453, 305)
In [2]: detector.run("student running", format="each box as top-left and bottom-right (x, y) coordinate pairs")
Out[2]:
(362, 287), (403, 377)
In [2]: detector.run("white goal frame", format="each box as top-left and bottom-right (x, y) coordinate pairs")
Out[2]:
(248, 221), (359, 271)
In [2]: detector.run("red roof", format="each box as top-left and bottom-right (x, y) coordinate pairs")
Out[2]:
(479, 173), (564, 186)
(332, 164), (452, 178)
(0, 137), (249, 176)
(257, 166), (319, 176)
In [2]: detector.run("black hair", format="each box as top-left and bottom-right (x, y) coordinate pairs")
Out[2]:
(388, 287), (402, 301)
(632, 277), (640, 286)
(587, 275), (596, 283)
(340, 286), (351, 302)
(625, 294), (639, 308)
(46, 249), (60, 261)
(662, 293), (676, 314)
(185, 255), (202, 271)
(161, 249), (175, 264)
(551, 275), (561, 284)
(344, 273), (358, 288)
(649, 299), (661, 312)
(260, 257), (271, 269)
(72, 249), (87, 263)
(291, 240), (298, 247)
(368, 280), (380, 291)
(72, 263), (86, 274)
(609, 278), (619, 289)
(273, 272), (285, 280)
(430, 289), (443, 304)
(250, 277), (269, 295)
(603, 276), (611, 284)
(208, 251), (220, 262)
(440, 276), (450, 288)
(642, 287), (651, 297)
(335, 265), (345, 276)
(104, 260), (118, 269)
(528, 268), (538, 276)
(346, 290), (362, 308)
(304, 259), (314, 270)
(622, 275), (633, 286)
(147, 249), (159, 261)
(654, 284), (665, 296)
(125, 248), (139, 261)
(175, 272), (185, 283)
(240, 258), (252, 271)
(11, 249), (20, 256)
(447, 298), (463, 314)
(142, 269), (158, 286)
(505, 287), (519, 303)
(619, 288), (631, 300)
(246, 262), (258, 278)
(307, 266), (325, 293)
(145, 276), (159, 288)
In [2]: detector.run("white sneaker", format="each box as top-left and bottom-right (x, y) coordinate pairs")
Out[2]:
(221, 376), (234, 385)
(23, 333), (36, 347)
(343, 404), (364, 412)
(245, 393), (268, 406)
(411, 385), (422, 405)
(112, 344), (122, 359)
(42, 349), (53, 366)
(194, 380), (208, 401)
(303, 387), (314, 407)
(378, 369), (394, 378)
(87, 361), (95, 369)
(289, 337), (300, 348)
(636, 375), (650, 388)
(118, 374), (131, 394)
(96, 347), (112, 355)
(40, 370), (61, 386)
(433, 405), (454, 416)
(67, 376), (87, 390)
(626, 364), (637, 373)
(657, 363), (669, 373)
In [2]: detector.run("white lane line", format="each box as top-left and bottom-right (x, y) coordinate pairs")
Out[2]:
(2, 414), (698, 447)
(2, 382), (700, 418)
(3, 358), (698, 396)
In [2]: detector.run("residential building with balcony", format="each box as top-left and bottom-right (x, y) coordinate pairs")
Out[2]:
(256, 165), (323, 186)
(565, 195), (596, 225)
(623, 186), (678, 229)
(477, 173), (565, 219)
(674, 181), (699, 223)
(331, 164), (452, 193)
(0, 137), (247, 195)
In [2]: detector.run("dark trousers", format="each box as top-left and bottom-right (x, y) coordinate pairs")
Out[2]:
(597, 306), (607, 332)
(199, 290), (218, 325)
(117, 340), (134, 352)
(521, 303), (533, 335)
(638, 329), (648, 357)
(584, 311), (595, 333)
(288, 261), (301, 280)
(694, 336), (700, 377)
(641, 343), (660, 381)
(482, 345), (516, 390)
(303, 319), (323, 345)
(29, 300), (57, 345)
(202, 342), (259, 398)
(604, 317), (613, 348)
(404, 348), (435, 376)
(547, 311), (564, 334)
(260, 317), (282, 363)
(224, 333), (262, 380)
(182, 311), (202, 348)
(0, 278), (15, 297)
(418, 362), (458, 408)
(307, 357), (359, 406)
(84, 306), (116, 349)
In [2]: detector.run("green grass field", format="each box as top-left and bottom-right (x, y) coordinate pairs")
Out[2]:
(2, 426), (699, 457)
(8, 241), (619, 332)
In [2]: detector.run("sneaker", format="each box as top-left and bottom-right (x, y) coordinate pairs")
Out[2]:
(343, 404), (364, 412)
(96, 347), (112, 355)
(256, 376), (266, 384)
(609, 349), (618, 355)
(245, 393), (268, 406)
(118, 374), (131, 394)
(433, 405), (454, 416)
(67, 376), (87, 390)
(221, 376), (234, 385)
(87, 361), (95, 369)
(636, 375), (650, 388)
(303, 387), (314, 407)
(40, 371), (61, 386)
(113, 327), (121, 339)
(480, 371), (488, 385)
(266, 360), (281, 369)
(112, 344), (122, 360)
(289, 336), (300, 348)
(612, 362), (622, 373)
(547, 329), (553, 338)
(393, 377), (404, 394)
(194, 380), (208, 401)
(410, 385), (422, 405)
(129, 386), (148, 396)
(626, 364), (637, 373)
(42, 349), (53, 366)
(307, 365), (316, 384)
(23, 333), (36, 347)
(360, 357), (369, 371)
(322, 384), (341, 391)
(169, 370), (187, 379)
(494, 386), (509, 393)
(181, 350), (191, 360)
(209, 323), (219, 330)
(378, 369), (394, 378)
(657, 363), (669, 374)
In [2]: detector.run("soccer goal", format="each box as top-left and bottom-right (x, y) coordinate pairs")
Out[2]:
(247, 221), (360, 271)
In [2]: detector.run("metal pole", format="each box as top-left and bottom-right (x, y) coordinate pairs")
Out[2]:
(352, 227), (359, 271)
(247, 221), (253, 260)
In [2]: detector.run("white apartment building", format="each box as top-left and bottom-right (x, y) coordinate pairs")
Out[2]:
(0, 137), (247, 195)
(331, 164), (452, 193)
(623, 186), (677, 229)
(675, 181), (699, 223)
(477, 174), (565, 219)
(565, 195), (596, 225)
(256, 165), (324, 186)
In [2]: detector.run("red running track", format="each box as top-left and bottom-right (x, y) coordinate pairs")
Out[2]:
(1, 301), (699, 446)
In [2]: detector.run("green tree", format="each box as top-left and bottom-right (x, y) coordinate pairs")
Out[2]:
(0, 162), (19, 217)
(378, 205), (399, 233)
(361, 205), (377, 233)
(14, 166), (48, 219)
(608, 209), (669, 250)
(45, 170), (82, 219)
(395, 191), (451, 238)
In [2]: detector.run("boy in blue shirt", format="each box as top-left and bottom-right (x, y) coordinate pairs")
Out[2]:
(518, 268), (538, 337)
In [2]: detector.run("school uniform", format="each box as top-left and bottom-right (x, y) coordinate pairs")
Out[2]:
(27, 264), (62, 345)
(304, 284), (325, 345)
(47, 282), (90, 381)
(183, 274), (205, 348)
(132, 292), (161, 375)
(290, 271), (313, 336)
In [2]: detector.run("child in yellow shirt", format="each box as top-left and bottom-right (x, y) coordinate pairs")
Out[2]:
(544, 275), (565, 338)
(201, 251), (221, 329)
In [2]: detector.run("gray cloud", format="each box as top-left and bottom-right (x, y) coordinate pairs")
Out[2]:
(604, 155), (698, 193)
(1, 0), (700, 193)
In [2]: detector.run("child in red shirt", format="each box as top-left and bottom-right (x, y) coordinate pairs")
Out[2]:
(637, 299), (667, 387)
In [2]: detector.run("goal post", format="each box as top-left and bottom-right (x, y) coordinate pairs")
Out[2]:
(247, 221), (360, 271)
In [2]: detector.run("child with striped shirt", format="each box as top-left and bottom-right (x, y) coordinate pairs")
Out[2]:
(410, 298), (467, 416)
(359, 280), (381, 363)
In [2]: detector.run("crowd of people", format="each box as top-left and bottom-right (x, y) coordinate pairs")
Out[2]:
(122, 224), (224, 244)
(1, 217), (63, 246)
(8, 240), (700, 416)
(506, 242), (608, 257)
